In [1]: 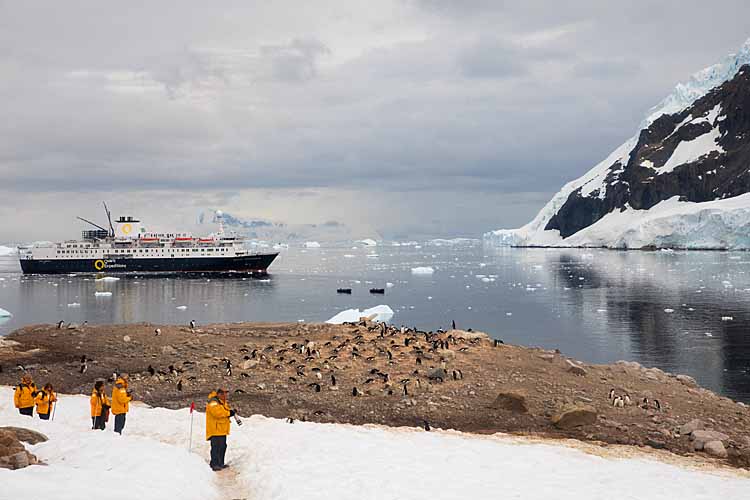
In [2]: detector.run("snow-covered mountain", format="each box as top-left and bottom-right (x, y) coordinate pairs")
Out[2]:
(486, 39), (750, 249)
(197, 210), (373, 243)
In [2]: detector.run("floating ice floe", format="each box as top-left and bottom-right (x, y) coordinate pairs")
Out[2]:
(386, 282), (394, 288)
(0, 307), (12, 317)
(326, 305), (394, 324)
(95, 276), (120, 282)
(357, 239), (378, 247)
(67, 303), (81, 308)
(344, 254), (356, 258)
(304, 241), (321, 248)
(411, 266), (435, 275)
(664, 308), (675, 313)
(721, 316), (734, 321)
(94, 291), (112, 297)
(176, 305), (188, 310)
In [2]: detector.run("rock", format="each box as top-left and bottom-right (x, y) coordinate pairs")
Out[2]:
(256, 383), (266, 390)
(448, 329), (489, 340)
(537, 354), (555, 362)
(0, 430), (38, 470)
(0, 427), (48, 445)
(551, 405), (598, 429)
(242, 359), (259, 370)
(426, 368), (447, 381)
(565, 360), (587, 376)
(704, 440), (728, 458)
(675, 374), (698, 388)
(491, 391), (528, 413)
(679, 419), (704, 435)
(161, 345), (178, 355)
(690, 429), (729, 443)
(123, 335), (131, 342)
(615, 360), (642, 371)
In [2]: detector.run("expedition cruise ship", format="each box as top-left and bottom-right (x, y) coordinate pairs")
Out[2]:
(18, 208), (278, 275)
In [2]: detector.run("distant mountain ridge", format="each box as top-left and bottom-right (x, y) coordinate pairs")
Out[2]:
(486, 39), (750, 249)
(197, 210), (370, 242)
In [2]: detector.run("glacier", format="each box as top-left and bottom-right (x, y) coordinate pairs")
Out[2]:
(486, 39), (750, 250)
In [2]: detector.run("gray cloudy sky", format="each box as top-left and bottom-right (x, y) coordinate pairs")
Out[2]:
(2, 1), (750, 241)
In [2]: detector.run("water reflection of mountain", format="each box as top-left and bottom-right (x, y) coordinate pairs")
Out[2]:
(523, 249), (750, 401)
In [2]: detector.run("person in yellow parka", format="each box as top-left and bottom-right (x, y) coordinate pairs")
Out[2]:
(206, 388), (235, 471)
(111, 375), (133, 434)
(14, 374), (38, 416)
(34, 383), (57, 420)
(90, 380), (110, 430)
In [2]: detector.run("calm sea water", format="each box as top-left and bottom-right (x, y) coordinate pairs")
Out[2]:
(1, 242), (750, 402)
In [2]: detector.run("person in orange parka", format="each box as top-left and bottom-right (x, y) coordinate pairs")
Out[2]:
(14, 374), (38, 416)
(205, 388), (235, 471)
(111, 375), (133, 434)
(34, 383), (57, 420)
(90, 380), (110, 430)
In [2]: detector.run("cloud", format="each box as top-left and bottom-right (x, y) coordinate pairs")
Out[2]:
(1, 1), (750, 241)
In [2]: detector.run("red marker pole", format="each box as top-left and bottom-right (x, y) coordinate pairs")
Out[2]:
(188, 401), (195, 452)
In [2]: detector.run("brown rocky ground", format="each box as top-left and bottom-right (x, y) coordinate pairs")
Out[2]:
(2, 321), (750, 468)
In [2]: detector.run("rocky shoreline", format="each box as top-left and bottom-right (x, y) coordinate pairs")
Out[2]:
(1, 321), (749, 469)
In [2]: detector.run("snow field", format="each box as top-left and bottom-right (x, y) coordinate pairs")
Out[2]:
(3, 388), (750, 500)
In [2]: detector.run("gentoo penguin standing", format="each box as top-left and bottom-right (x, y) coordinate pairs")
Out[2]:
(352, 387), (360, 397)
(224, 359), (232, 376)
(653, 399), (662, 411)
(623, 394), (632, 406)
(154, 328), (161, 336)
(147, 365), (155, 377)
(331, 374), (337, 386)
(79, 355), (88, 374)
(613, 396), (624, 408)
(57, 320), (64, 329)
(177, 380), (183, 391)
(423, 420), (431, 431)
(608, 388), (616, 400)
(189, 320), (196, 330)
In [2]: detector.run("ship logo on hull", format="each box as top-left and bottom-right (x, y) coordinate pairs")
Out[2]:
(94, 259), (105, 271)
(121, 223), (132, 234)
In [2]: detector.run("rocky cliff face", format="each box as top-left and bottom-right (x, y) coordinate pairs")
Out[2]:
(486, 39), (750, 249)
(546, 66), (750, 239)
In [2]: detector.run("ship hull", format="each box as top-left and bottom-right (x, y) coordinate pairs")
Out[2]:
(19, 253), (279, 275)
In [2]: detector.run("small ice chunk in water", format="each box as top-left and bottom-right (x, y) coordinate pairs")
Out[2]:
(411, 266), (435, 275)
(664, 308), (675, 313)
(386, 282), (395, 288)
(506, 312), (512, 316)
(94, 291), (112, 297)
(721, 316), (734, 321)
(96, 276), (120, 282)
(67, 303), (81, 308)
(176, 305), (188, 310)
(704, 332), (714, 337)
(597, 309), (607, 313)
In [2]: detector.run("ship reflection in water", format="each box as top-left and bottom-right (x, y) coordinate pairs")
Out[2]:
(1, 244), (750, 402)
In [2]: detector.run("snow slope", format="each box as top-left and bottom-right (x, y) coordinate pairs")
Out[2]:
(326, 304), (395, 324)
(2, 387), (748, 500)
(486, 39), (750, 249)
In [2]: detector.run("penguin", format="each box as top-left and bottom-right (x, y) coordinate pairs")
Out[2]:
(423, 420), (431, 432)
(17, 364), (26, 372)
(641, 397), (649, 408)
(286, 417), (295, 424)
(154, 328), (161, 336)
(331, 374), (337, 386)
(623, 394), (632, 406)
(608, 388), (616, 400)
(147, 365), (155, 377)
(402, 384), (408, 396)
(240, 372), (250, 378)
(451, 320), (456, 330)
(364, 378), (375, 384)
(352, 387), (360, 396)
(493, 339), (504, 347)
(189, 320), (196, 330)
(224, 359), (233, 377)
(177, 380), (183, 391)
(57, 320), (64, 329)
(653, 399), (662, 411)
(416, 357), (422, 365)
(169, 365), (178, 377)
(234, 389), (245, 394)
(315, 371), (323, 380)
(387, 350), (393, 361)
(309, 383), (321, 392)
(79, 355), (88, 374)
(613, 396), (624, 408)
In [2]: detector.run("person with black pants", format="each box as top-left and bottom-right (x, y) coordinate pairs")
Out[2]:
(35, 383), (57, 420)
(90, 380), (110, 430)
(111, 375), (132, 434)
(205, 388), (234, 471)
(14, 374), (37, 416)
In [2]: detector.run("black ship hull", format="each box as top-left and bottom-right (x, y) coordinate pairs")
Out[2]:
(19, 253), (279, 275)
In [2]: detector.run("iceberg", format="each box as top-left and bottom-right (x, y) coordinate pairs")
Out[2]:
(411, 266), (435, 275)
(326, 305), (394, 324)
(0, 307), (12, 317)
(0, 245), (17, 256)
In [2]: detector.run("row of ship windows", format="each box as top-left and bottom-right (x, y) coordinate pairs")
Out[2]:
(56, 248), (228, 255)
